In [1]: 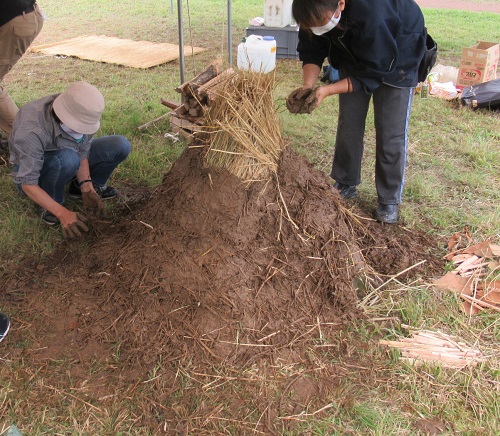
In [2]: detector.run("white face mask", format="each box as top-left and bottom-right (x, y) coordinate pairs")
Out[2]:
(311, 9), (342, 36)
(60, 123), (84, 141)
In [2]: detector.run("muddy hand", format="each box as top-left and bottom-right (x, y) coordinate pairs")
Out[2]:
(82, 190), (104, 218)
(62, 212), (89, 239)
(286, 87), (314, 114)
(303, 88), (320, 113)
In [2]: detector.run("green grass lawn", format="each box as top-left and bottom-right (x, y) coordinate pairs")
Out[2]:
(1, 1), (499, 434)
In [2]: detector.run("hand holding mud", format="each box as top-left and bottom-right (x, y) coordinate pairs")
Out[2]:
(286, 87), (318, 114)
(82, 190), (104, 218)
(61, 212), (89, 239)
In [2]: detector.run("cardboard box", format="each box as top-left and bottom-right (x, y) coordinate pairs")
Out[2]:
(457, 41), (499, 87)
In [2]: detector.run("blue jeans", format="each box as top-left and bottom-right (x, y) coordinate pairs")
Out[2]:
(15, 135), (131, 204)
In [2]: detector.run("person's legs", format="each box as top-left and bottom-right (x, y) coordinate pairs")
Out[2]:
(0, 87), (19, 135)
(372, 84), (414, 205)
(39, 148), (81, 204)
(330, 85), (372, 187)
(0, 6), (44, 134)
(88, 135), (131, 186)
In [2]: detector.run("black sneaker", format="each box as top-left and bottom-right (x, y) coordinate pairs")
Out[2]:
(68, 178), (82, 199)
(374, 204), (399, 224)
(0, 312), (11, 343)
(40, 208), (60, 226)
(333, 181), (358, 199)
(69, 180), (118, 200)
(95, 185), (118, 199)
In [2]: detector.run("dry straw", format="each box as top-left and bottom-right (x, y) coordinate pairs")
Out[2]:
(200, 70), (285, 182)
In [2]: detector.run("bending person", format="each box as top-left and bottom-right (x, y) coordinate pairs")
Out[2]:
(287, 0), (426, 223)
(9, 81), (131, 238)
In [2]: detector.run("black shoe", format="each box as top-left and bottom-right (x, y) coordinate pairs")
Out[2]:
(68, 178), (82, 199)
(69, 180), (118, 200)
(374, 204), (399, 224)
(39, 208), (60, 226)
(0, 312), (11, 343)
(94, 185), (118, 199)
(333, 181), (358, 199)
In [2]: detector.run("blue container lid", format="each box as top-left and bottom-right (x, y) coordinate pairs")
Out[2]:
(263, 36), (275, 41)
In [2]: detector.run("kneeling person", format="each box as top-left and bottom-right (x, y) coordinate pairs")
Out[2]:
(9, 81), (131, 238)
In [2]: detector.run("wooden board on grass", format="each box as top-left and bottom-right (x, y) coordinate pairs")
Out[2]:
(31, 35), (206, 69)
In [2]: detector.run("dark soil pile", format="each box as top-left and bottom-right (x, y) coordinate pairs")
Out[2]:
(1, 146), (442, 432)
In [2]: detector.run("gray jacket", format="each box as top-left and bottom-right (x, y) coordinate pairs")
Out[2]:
(9, 94), (92, 185)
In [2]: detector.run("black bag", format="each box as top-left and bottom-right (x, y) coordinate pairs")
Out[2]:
(460, 79), (500, 110)
(418, 29), (438, 83)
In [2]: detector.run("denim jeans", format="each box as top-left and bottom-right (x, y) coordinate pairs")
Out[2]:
(15, 135), (131, 204)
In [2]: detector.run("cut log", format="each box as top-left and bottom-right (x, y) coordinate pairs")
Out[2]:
(171, 126), (194, 142)
(170, 116), (205, 133)
(160, 99), (181, 110)
(197, 68), (236, 99)
(172, 111), (205, 125)
(175, 58), (223, 95)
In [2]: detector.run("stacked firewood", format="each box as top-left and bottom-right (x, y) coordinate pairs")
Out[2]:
(162, 59), (235, 141)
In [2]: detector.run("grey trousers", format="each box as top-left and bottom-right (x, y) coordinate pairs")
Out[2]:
(331, 83), (414, 205)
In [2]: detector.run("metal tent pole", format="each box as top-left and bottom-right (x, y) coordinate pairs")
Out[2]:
(176, 0), (232, 82)
(177, 0), (185, 84)
(228, 0), (233, 65)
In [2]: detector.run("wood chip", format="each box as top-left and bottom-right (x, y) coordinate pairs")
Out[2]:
(484, 290), (500, 304)
(460, 294), (500, 313)
(447, 233), (461, 252)
(462, 300), (482, 315)
(433, 272), (474, 295)
(380, 328), (485, 369)
(463, 241), (499, 259)
(454, 255), (480, 272)
(451, 253), (474, 264)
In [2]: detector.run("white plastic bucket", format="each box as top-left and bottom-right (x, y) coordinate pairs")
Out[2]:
(264, 0), (293, 28)
(237, 35), (277, 73)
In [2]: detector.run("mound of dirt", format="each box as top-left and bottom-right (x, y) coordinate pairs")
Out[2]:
(9, 147), (358, 358)
(1, 145), (442, 431)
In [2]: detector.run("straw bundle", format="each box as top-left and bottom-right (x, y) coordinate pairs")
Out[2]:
(201, 71), (285, 183)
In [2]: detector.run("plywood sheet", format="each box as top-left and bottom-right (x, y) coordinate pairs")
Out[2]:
(31, 35), (206, 69)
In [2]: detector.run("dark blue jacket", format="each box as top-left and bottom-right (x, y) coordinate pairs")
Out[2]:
(297, 0), (426, 93)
